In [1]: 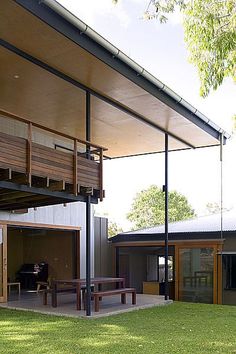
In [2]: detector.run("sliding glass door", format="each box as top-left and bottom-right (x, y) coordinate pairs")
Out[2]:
(178, 247), (214, 303)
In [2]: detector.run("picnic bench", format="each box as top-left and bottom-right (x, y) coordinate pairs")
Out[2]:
(49, 277), (126, 310)
(86, 287), (136, 312)
(43, 286), (76, 306)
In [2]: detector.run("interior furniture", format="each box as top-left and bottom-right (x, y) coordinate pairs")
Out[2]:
(7, 282), (21, 295)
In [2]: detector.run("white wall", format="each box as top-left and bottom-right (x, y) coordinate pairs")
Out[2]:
(0, 202), (94, 278)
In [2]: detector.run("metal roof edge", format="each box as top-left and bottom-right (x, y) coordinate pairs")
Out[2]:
(17, 0), (230, 143)
(111, 230), (233, 243)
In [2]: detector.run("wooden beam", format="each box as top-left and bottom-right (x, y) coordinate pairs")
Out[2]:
(0, 191), (32, 202)
(79, 186), (93, 196)
(74, 139), (78, 196)
(11, 172), (28, 185)
(10, 209), (29, 214)
(0, 180), (98, 203)
(0, 197), (68, 211)
(99, 148), (103, 201)
(0, 189), (16, 196)
(49, 180), (66, 192)
(0, 168), (12, 181)
(65, 183), (79, 194)
(27, 122), (32, 187)
(31, 175), (50, 188)
(0, 193), (53, 207)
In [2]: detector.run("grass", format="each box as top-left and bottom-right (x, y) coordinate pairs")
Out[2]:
(0, 302), (236, 353)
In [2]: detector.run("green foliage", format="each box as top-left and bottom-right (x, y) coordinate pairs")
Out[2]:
(206, 202), (230, 214)
(206, 202), (222, 214)
(1, 303), (236, 353)
(127, 185), (195, 229)
(146, 0), (236, 97)
(183, 0), (236, 97)
(108, 221), (123, 238)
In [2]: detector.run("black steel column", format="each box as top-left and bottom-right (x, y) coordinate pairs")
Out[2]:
(115, 247), (120, 278)
(85, 91), (91, 316)
(164, 133), (169, 300)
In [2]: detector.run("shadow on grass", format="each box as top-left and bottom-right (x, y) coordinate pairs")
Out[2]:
(0, 302), (236, 353)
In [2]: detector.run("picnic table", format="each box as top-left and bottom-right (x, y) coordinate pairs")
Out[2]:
(51, 277), (126, 310)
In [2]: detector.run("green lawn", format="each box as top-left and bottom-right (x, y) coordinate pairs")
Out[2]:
(0, 302), (236, 353)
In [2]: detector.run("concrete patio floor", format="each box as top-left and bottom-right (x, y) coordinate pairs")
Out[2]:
(0, 291), (173, 318)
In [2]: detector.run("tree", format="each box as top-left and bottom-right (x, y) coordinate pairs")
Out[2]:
(108, 221), (123, 238)
(127, 185), (195, 229)
(206, 202), (222, 214)
(206, 202), (230, 214)
(114, 0), (236, 97)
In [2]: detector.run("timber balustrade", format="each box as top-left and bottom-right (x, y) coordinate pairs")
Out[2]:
(0, 110), (106, 201)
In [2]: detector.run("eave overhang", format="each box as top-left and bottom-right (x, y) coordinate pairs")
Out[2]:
(0, 0), (229, 159)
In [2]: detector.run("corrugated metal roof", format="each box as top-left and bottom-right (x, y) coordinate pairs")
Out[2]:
(120, 209), (236, 235)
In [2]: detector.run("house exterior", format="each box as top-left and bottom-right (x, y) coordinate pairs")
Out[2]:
(111, 211), (236, 305)
(0, 0), (229, 314)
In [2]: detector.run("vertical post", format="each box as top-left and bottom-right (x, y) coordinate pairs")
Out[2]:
(27, 122), (32, 187)
(115, 247), (120, 278)
(164, 133), (169, 300)
(73, 139), (78, 196)
(220, 133), (223, 239)
(85, 91), (91, 316)
(99, 148), (103, 201)
(219, 133), (223, 304)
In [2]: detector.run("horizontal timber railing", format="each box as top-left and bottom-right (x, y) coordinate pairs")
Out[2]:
(0, 109), (107, 201)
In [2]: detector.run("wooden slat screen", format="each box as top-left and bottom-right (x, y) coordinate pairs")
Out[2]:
(0, 132), (101, 192)
(0, 132), (27, 173)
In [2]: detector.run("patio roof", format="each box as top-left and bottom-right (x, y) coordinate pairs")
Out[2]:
(0, 0), (229, 159)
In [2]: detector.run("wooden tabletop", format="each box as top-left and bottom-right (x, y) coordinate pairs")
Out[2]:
(53, 277), (125, 285)
(51, 277), (125, 310)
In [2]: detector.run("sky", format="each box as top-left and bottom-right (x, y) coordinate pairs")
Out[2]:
(58, 0), (236, 230)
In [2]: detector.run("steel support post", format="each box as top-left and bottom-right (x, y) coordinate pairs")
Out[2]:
(85, 91), (91, 316)
(164, 133), (169, 300)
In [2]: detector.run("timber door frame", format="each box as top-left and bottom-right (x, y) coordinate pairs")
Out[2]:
(175, 242), (223, 304)
(0, 220), (80, 303)
(0, 224), (7, 302)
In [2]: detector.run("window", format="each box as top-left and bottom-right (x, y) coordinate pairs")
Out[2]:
(225, 255), (236, 289)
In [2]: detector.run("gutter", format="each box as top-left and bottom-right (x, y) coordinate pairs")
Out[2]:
(40, 0), (230, 141)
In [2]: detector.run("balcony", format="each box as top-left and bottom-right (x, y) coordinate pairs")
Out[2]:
(0, 110), (106, 210)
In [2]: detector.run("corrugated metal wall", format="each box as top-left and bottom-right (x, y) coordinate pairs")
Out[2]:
(94, 217), (113, 277)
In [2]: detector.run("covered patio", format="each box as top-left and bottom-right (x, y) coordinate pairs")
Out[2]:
(0, 0), (229, 316)
(0, 291), (171, 318)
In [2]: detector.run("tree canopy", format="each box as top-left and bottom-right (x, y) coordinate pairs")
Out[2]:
(147, 0), (236, 97)
(108, 221), (123, 238)
(127, 185), (195, 229)
(115, 0), (236, 97)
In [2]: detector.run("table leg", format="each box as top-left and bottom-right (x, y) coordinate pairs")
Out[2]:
(132, 291), (136, 305)
(121, 293), (126, 304)
(76, 283), (81, 311)
(52, 282), (57, 307)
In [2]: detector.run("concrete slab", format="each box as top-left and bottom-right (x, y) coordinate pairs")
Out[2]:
(0, 291), (172, 318)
